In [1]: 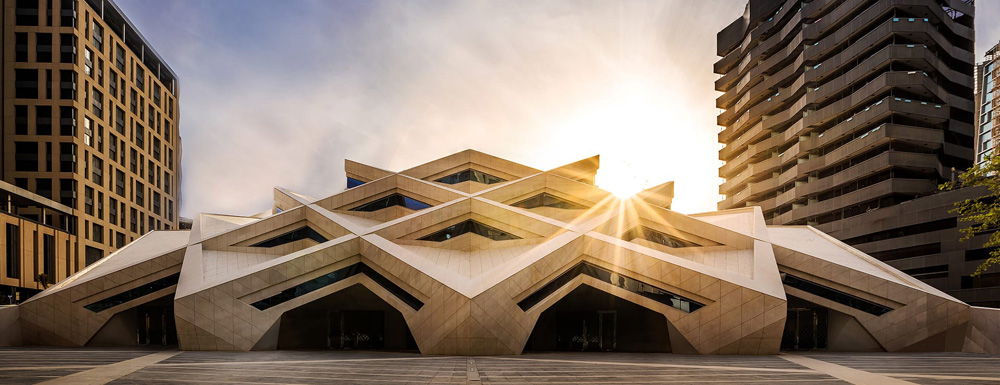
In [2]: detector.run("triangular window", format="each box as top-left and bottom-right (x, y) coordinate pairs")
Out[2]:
(622, 226), (699, 248)
(512, 193), (589, 210)
(418, 220), (520, 242)
(435, 169), (506, 184)
(350, 193), (431, 212)
(250, 226), (328, 248)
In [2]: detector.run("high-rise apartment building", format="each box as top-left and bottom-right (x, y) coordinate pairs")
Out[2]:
(2, 0), (180, 299)
(975, 42), (998, 163)
(715, 1), (997, 305)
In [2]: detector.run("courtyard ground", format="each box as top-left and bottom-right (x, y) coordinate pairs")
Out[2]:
(0, 348), (998, 384)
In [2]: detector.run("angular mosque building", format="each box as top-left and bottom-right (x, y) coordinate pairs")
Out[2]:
(1, 150), (998, 354)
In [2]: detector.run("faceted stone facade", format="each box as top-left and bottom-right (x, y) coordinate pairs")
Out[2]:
(3, 150), (999, 354)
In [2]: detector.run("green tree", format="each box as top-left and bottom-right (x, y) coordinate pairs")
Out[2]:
(940, 154), (1000, 277)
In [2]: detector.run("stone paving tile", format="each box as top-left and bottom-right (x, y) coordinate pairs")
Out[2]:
(802, 352), (1000, 381)
(0, 348), (161, 385)
(3, 348), (1000, 385)
(476, 356), (841, 384)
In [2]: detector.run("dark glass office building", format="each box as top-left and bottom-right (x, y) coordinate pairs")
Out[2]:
(715, 0), (995, 305)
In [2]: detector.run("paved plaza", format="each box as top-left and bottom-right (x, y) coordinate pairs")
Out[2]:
(0, 348), (998, 384)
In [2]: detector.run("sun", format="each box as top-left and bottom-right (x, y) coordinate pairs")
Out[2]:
(597, 165), (646, 198)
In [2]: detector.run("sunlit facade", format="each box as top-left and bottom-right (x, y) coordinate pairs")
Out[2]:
(1, 150), (998, 354)
(976, 42), (999, 163)
(1, 0), (182, 301)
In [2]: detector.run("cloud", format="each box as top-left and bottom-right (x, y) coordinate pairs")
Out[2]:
(116, 0), (749, 217)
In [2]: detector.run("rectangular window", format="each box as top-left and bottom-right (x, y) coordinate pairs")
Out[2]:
(135, 65), (145, 91)
(96, 191), (105, 221)
(135, 182), (144, 206)
(60, 33), (76, 63)
(59, 69), (77, 100)
(167, 200), (174, 222)
(91, 155), (103, 186)
(96, 58), (104, 87)
(109, 71), (118, 98)
(15, 105), (29, 135)
(84, 48), (93, 77)
(92, 223), (103, 244)
(35, 106), (52, 135)
(15, 0), (39, 26)
(147, 160), (155, 184)
(115, 44), (125, 71)
(15, 142), (39, 171)
(168, 149), (174, 171)
(130, 208), (137, 232)
(6, 224), (21, 279)
(36, 178), (52, 199)
(15, 33), (29, 62)
(129, 88), (137, 113)
(164, 172), (171, 194)
(91, 87), (103, 118)
(109, 197), (118, 225)
(60, 178), (75, 207)
(43, 234), (54, 283)
(153, 138), (161, 160)
(115, 107), (125, 133)
(109, 134), (118, 162)
(60, 0), (76, 27)
(153, 192), (161, 215)
(36, 33), (52, 62)
(91, 20), (103, 51)
(15, 69), (39, 99)
(59, 142), (76, 172)
(116, 232), (125, 248)
(59, 106), (76, 136)
(136, 124), (145, 149)
(130, 148), (137, 173)
(83, 117), (93, 146)
(116, 169), (126, 197)
(84, 186), (94, 215)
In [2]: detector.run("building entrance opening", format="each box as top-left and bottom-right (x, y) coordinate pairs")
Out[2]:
(86, 294), (177, 347)
(781, 306), (828, 351)
(136, 296), (178, 346)
(524, 285), (670, 352)
(276, 284), (417, 350)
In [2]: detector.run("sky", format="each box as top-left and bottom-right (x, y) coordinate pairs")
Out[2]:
(114, 1), (1000, 218)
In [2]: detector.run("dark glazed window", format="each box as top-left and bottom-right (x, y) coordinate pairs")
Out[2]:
(249, 226), (328, 248)
(350, 193), (431, 212)
(512, 193), (590, 210)
(622, 226), (700, 248)
(15, 33), (28, 62)
(15, 106), (29, 135)
(15, 142), (39, 171)
(15, 0), (39, 26)
(36, 33), (52, 62)
(435, 169), (506, 185)
(249, 262), (423, 311)
(418, 220), (520, 242)
(517, 261), (705, 313)
(6, 224), (21, 279)
(43, 234), (55, 283)
(15, 69), (38, 99)
(347, 177), (365, 188)
(83, 272), (181, 313)
(781, 273), (892, 316)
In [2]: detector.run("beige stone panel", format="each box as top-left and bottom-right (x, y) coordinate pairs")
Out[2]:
(0, 305), (22, 346)
(345, 159), (395, 183)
